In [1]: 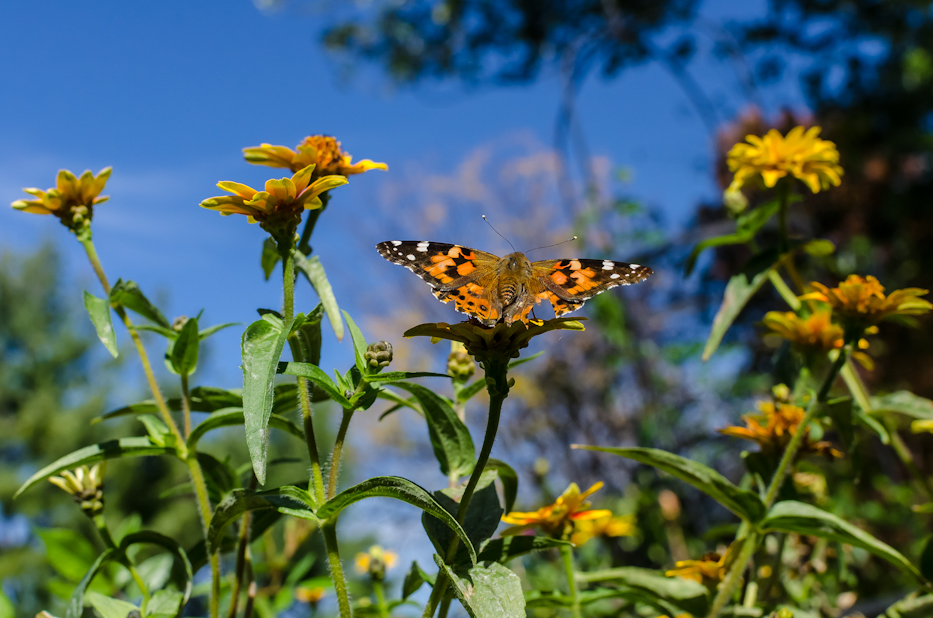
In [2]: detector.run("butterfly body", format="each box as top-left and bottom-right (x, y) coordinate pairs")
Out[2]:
(376, 241), (652, 326)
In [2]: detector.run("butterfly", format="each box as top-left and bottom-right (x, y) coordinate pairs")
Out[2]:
(376, 241), (653, 326)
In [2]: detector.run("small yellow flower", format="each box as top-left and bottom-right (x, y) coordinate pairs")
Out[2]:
(49, 464), (105, 517)
(911, 419), (933, 434)
(244, 135), (387, 178)
(719, 401), (841, 458)
(295, 586), (327, 605)
(763, 309), (877, 369)
(799, 275), (932, 328)
(569, 513), (637, 546)
(11, 167), (112, 239)
(727, 126), (843, 194)
(200, 164), (347, 242)
(666, 543), (746, 588)
(501, 482), (615, 544)
(354, 545), (398, 581)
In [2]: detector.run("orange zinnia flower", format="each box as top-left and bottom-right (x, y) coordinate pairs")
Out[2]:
(799, 275), (931, 328)
(502, 482), (628, 545)
(244, 135), (387, 178)
(719, 401), (841, 458)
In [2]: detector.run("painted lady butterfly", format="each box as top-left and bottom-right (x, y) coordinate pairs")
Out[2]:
(376, 241), (653, 326)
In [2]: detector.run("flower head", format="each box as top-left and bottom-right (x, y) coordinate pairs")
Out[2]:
(569, 513), (637, 546)
(49, 464), (105, 517)
(799, 275), (932, 332)
(501, 481), (616, 544)
(11, 167), (112, 239)
(666, 542), (741, 588)
(200, 164), (347, 243)
(727, 126), (843, 194)
(719, 401), (841, 458)
(763, 309), (877, 369)
(243, 135), (387, 179)
(295, 586), (327, 606)
(354, 545), (398, 581)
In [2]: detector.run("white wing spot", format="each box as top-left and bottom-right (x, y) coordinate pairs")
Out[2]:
(602, 260), (614, 270)
(407, 254), (416, 261)
(416, 241), (430, 252)
(610, 273), (620, 279)
(630, 264), (640, 270)
(391, 240), (402, 246)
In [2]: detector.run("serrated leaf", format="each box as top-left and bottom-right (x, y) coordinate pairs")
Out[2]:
(241, 314), (294, 484)
(435, 559), (525, 618)
(316, 476), (476, 565)
(169, 315), (199, 376)
(261, 237), (281, 281)
(763, 500), (927, 584)
(576, 446), (765, 523)
(394, 382), (475, 477)
(207, 487), (318, 553)
(15, 437), (176, 498)
(294, 252), (343, 340)
(109, 279), (170, 328)
(83, 291), (118, 357)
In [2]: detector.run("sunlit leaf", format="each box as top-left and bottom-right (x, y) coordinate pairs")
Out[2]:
(83, 291), (118, 357)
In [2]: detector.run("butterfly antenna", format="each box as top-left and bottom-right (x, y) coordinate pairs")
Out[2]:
(482, 215), (516, 252)
(525, 236), (578, 256)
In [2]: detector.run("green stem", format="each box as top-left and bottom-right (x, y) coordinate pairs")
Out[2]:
(181, 372), (192, 439)
(423, 363), (509, 618)
(300, 377), (327, 504)
(705, 533), (758, 618)
(560, 545), (582, 618)
(373, 580), (389, 618)
(768, 271), (801, 311)
(227, 506), (253, 618)
(94, 515), (150, 609)
(328, 409), (354, 500)
(322, 520), (352, 618)
(282, 244), (295, 324)
(187, 456), (221, 618)
(436, 595), (453, 618)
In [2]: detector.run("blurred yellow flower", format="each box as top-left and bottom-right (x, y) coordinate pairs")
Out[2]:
(244, 135), (387, 178)
(911, 419), (933, 434)
(200, 164), (347, 241)
(727, 126), (843, 194)
(799, 275), (932, 327)
(11, 167), (112, 238)
(49, 464), (105, 517)
(719, 401), (841, 458)
(501, 481), (615, 544)
(354, 545), (398, 581)
(295, 586), (327, 605)
(763, 309), (876, 369)
(570, 513), (636, 546)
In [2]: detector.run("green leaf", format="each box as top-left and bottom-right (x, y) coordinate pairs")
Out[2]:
(702, 259), (779, 360)
(316, 476), (477, 565)
(287, 304), (324, 366)
(803, 239), (836, 256)
(146, 590), (185, 618)
(485, 458), (518, 514)
(187, 407), (304, 450)
(685, 199), (781, 276)
(65, 550), (116, 618)
(131, 324), (178, 339)
(921, 536), (933, 583)
(109, 279), (170, 328)
(343, 310), (369, 375)
(435, 559), (525, 618)
(279, 361), (352, 408)
(763, 500), (928, 584)
(83, 291), (118, 357)
(207, 486), (318, 553)
(37, 527), (98, 582)
(137, 414), (173, 446)
(477, 536), (571, 564)
(367, 371), (452, 383)
(576, 566), (710, 616)
(425, 475), (501, 567)
(199, 321), (239, 340)
(0, 588), (13, 618)
(15, 437), (176, 498)
(870, 391), (933, 420)
(119, 530), (193, 608)
(294, 252), (344, 340)
(169, 315), (200, 376)
(885, 592), (933, 618)
(402, 561), (428, 599)
(576, 446), (765, 523)
(85, 591), (138, 618)
(241, 313), (294, 484)
(393, 382), (475, 477)
(261, 237), (281, 281)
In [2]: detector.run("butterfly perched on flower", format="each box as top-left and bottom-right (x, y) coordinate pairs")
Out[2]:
(376, 241), (653, 326)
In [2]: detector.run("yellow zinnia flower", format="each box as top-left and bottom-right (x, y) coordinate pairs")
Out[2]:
(569, 513), (637, 546)
(719, 401), (841, 458)
(354, 545), (398, 581)
(200, 164), (347, 242)
(762, 309), (877, 369)
(501, 481), (615, 544)
(11, 167), (112, 239)
(243, 135), (387, 178)
(799, 275), (932, 328)
(667, 543), (742, 587)
(727, 126), (843, 194)
(295, 586), (327, 605)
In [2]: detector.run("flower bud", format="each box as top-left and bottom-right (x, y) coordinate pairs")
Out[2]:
(172, 315), (189, 332)
(365, 341), (393, 370)
(447, 342), (475, 382)
(49, 464), (105, 518)
(723, 186), (748, 216)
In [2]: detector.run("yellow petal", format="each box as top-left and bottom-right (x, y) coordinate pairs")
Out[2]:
(291, 164), (316, 193)
(217, 181), (259, 200)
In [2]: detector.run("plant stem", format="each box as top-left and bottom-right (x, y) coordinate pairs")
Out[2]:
(82, 238), (219, 617)
(705, 533), (758, 618)
(94, 515), (150, 609)
(560, 545), (582, 618)
(328, 409), (354, 500)
(768, 270), (801, 311)
(299, 379), (327, 504)
(322, 520), (352, 618)
(282, 244), (295, 324)
(181, 372), (192, 439)
(227, 508), (253, 618)
(437, 595), (453, 618)
(373, 580), (389, 618)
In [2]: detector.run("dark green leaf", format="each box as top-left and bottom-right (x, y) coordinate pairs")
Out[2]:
(576, 446), (765, 523)
(131, 324), (178, 339)
(485, 458), (518, 514)
(702, 260), (778, 360)
(402, 561), (428, 599)
(15, 437), (176, 498)
(197, 452), (238, 503)
(109, 279), (170, 328)
(763, 500), (927, 584)
(294, 252), (344, 340)
(187, 407), (304, 450)
(367, 371), (452, 382)
(343, 310), (369, 375)
(261, 237), (281, 281)
(288, 304), (324, 366)
(435, 559), (525, 618)
(65, 549), (116, 618)
(241, 313), (294, 484)
(921, 537), (933, 583)
(316, 476), (476, 565)
(425, 476), (501, 567)
(576, 566), (710, 616)
(168, 316), (199, 376)
(477, 536), (571, 564)
(83, 291), (118, 357)
(279, 361), (352, 408)
(394, 382), (475, 478)
(207, 486), (317, 553)
(685, 200), (780, 276)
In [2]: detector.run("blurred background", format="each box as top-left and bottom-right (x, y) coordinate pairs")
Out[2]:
(3, 0), (933, 616)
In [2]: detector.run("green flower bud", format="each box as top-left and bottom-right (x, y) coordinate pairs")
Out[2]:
(365, 341), (393, 370)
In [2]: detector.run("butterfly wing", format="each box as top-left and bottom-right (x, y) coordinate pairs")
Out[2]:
(531, 258), (653, 317)
(376, 241), (503, 325)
